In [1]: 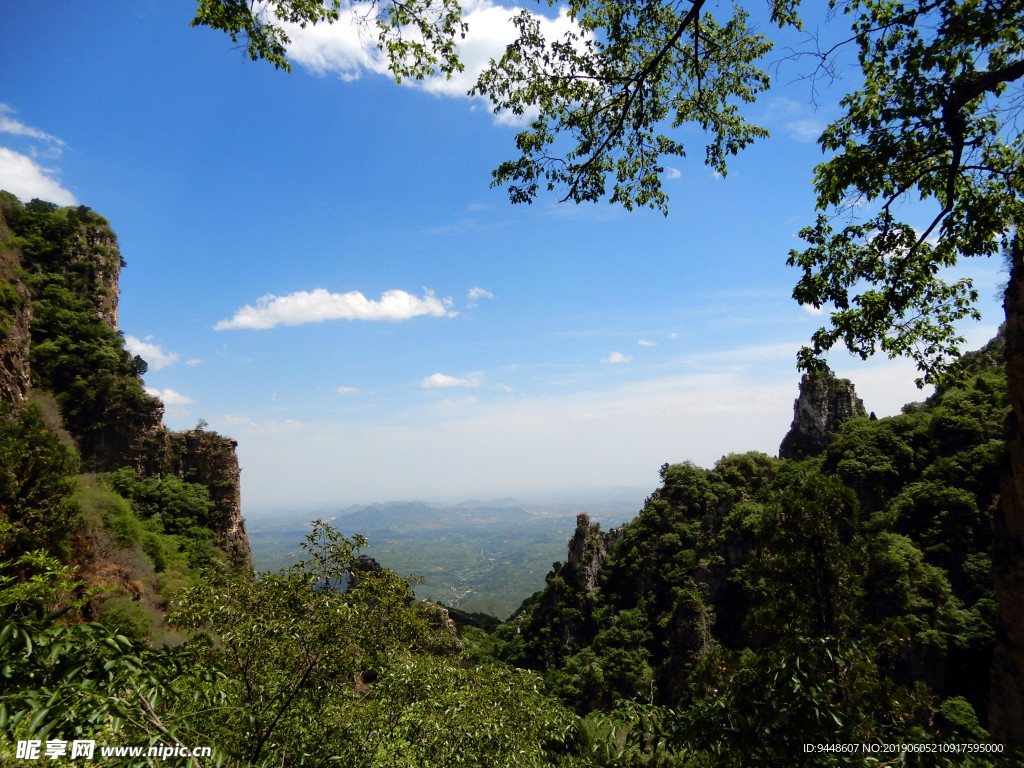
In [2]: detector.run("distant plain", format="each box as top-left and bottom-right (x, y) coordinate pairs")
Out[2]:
(246, 495), (642, 618)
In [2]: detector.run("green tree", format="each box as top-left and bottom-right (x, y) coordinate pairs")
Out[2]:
(191, 0), (467, 81)
(0, 404), (80, 559)
(170, 521), (580, 767)
(0, 551), (217, 768)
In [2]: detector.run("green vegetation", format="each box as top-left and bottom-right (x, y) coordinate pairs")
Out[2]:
(0, 194), (233, 649)
(0, 193), (159, 468)
(195, 2), (1024, 744)
(2, 526), (584, 768)
(5, 3), (1024, 745)
(0, 402), (80, 559)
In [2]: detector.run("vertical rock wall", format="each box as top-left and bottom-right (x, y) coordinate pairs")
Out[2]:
(992, 237), (1024, 748)
(160, 430), (250, 568)
(779, 368), (867, 459)
(0, 211), (31, 402)
(564, 513), (607, 594)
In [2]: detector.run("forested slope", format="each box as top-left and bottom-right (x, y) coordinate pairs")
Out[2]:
(496, 340), (1010, 764)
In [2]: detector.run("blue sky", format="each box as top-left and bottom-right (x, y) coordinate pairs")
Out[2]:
(1, 1), (1004, 512)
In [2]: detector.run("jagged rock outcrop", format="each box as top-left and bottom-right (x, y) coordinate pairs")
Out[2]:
(418, 600), (465, 655)
(153, 429), (249, 567)
(564, 513), (607, 593)
(779, 367), (866, 459)
(67, 226), (120, 330)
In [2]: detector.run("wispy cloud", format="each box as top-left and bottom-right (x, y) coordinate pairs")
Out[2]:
(637, 339), (657, 347)
(421, 373), (481, 388)
(125, 334), (179, 370)
(0, 147), (76, 206)
(601, 351), (632, 364)
(336, 386), (360, 394)
(0, 104), (66, 146)
(145, 387), (194, 405)
(761, 96), (828, 144)
(215, 288), (456, 330)
(467, 286), (494, 307)
(786, 118), (825, 143)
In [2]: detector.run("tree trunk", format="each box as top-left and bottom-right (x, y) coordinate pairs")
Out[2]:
(992, 234), (1024, 749)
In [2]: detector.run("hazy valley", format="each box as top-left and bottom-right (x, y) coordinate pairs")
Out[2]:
(248, 497), (640, 618)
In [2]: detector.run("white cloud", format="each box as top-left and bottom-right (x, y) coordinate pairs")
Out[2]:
(186, 358), (203, 366)
(786, 118), (824, 143)
(467, 286), (494, 306)
(336, 386), (360, 394)
(0, 147), (76, 206)
(0, 105), (65, 146)
(761, 97), (828, 144)
(421, 373), (481, 388)
(144, 387), (194, 405)
(281, 4), (388, 80)
(637, 339), (657, 347)
(284, 2), (584, 122)
(802, 304), (824, 316)
(215, 287), (456, 330)
(125, 334), (179, 370)
(665, 167), (681, 179)
(601, 351), (632, 364)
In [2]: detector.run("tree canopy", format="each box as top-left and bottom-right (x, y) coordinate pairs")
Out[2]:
(788, 0), (1024, 384)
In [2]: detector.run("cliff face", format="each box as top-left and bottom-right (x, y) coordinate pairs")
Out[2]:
(0, 216), (31, 403)
(778, 368), (867, 459)
(0, 194), (250, 567)
(136, 429), (250, 567)
(67, 225), (120, 329)
(564, 514), (607, 594)
(993, 238), (1024, 747)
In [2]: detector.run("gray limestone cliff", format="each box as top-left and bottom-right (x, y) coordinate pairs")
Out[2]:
(778, 367), (867, 460)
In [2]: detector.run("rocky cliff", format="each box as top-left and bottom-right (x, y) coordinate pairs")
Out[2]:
(0, 219), (31, 403)
(0, 193), (250, 567)
(778, 367), (867, 459)
(563, 514), (607, 594)
(993, 238), (1024, 747)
